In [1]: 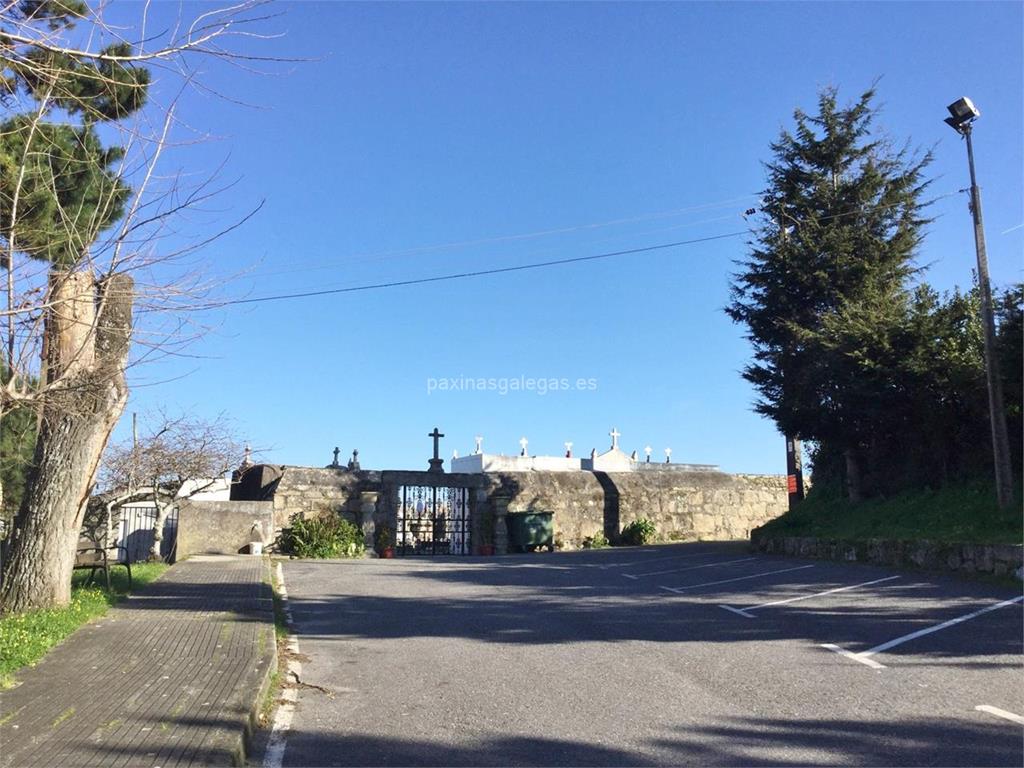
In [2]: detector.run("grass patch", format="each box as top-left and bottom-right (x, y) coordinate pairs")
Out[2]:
(0, 561), (167, 688)
(756, 479), (1024, 544)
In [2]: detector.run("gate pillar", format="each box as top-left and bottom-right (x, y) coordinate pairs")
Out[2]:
(360, 491), (379, 557)
(492, 492), (510, 555)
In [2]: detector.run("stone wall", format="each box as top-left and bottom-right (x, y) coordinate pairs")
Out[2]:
(270, 467), (380, 530)
(262, 465), (787, 550)
(482, 470), (787, 547)
(177, 500), (275, 558)
(752, 533), (1024, 578)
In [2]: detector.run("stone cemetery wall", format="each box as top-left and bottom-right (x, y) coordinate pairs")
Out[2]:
(177, 499), (274, 558)
(270, 466), (381, 530)
(483, 470), (787, 547)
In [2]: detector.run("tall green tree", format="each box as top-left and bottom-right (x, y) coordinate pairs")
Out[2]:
(727, 86), (932, 499)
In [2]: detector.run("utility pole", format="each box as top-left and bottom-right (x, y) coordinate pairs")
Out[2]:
(945, 98), (1015, 509)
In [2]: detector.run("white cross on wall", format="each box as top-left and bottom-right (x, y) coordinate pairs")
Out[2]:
(519, 436), (529, 456)
(610, 427), (621, 450)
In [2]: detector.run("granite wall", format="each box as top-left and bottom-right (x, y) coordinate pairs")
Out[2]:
(261, 465), (787, 550)
(752, 533), (1024, 578)
(482, 470), (788, 547)
(176, 500), (274, 558)
(269, 467), (381, 530)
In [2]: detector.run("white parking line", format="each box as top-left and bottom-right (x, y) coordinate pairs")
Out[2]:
(596, 550), (725, 569)
(658, 565), (814, 593)
(718, 575), (902, 618)
(627, 556), (757, 579)
(975, 705), (1024, 725)
(821, 595), (1024, 669)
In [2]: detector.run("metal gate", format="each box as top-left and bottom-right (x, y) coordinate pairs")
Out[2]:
(395, 485), (471, 556)
(119, 503), (178, 563)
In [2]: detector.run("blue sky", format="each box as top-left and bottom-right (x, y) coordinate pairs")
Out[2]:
(113, 1), (1023, 474)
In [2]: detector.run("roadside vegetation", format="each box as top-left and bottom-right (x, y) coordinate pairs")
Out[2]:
(755, 480), (1023, 544)
(280, 516), (364, 559)
(0, 563), (166, 687)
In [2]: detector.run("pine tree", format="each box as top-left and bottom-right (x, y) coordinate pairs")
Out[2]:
(727, 87), (932, 499)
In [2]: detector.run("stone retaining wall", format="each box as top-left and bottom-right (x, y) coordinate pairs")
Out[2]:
(483, 470), (788, 547)
(751, 533), (1024, 578)
(270, 467), (381, 530)
(262, 465), (788, 550)
(176, 500), (275, 558)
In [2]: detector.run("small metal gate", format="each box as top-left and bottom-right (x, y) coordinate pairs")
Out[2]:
(395, 485), (471, 556)
(119, 503), (178, 563)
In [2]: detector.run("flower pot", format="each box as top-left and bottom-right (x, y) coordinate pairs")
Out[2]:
(478, 545), (494, 556)
(380, 547), (394, 559)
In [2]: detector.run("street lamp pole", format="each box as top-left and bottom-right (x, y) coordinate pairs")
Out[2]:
(946, 99), (1015, 509)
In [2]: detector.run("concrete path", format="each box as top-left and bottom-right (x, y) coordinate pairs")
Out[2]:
(276, 543), (1023, 767)
(0, 555), (275, 768)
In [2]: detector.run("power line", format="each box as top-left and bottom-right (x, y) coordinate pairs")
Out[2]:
(187, 231), (748, 311)
(175, 189), (960, 313)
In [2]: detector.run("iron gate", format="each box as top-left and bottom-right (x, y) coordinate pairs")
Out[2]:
(119, 503), (178, 563)
(395, 485), (471, 556)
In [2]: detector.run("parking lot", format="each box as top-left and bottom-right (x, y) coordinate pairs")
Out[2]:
(275, 542), (1024, 767)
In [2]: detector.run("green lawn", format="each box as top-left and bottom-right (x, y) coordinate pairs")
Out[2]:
(756, 480), (1024, 545)
(0, 562), (167, 687)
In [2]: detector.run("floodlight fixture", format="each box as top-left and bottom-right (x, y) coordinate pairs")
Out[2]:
(944, 96), (980, 132)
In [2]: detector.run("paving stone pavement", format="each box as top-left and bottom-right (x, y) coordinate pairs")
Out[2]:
(0, 555), (276, 768)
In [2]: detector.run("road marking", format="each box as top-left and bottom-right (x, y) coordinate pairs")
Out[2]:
(820, 595), (1024, 670)
(718, 575), (902, 617)
(719, 605), (755, 618)
(265, 562), (299, 768)
(975, 705), (1024, 725)
(658, 565), (814, 593)
(821, 643), (887, 669)
(597, 550), (725, 569)
(860, 595), (1024, 658)
(629, 556), (757, 578)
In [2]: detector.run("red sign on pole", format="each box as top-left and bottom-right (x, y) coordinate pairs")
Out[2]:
(787, 474), (798, 494)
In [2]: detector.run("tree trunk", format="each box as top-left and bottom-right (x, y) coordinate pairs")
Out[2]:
(0, 272), (133, 614)
(844, 447), (864, 503)
(149, 498), (173, 562)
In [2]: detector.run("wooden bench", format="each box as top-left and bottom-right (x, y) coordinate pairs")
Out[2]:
(74, 534), (132, 592)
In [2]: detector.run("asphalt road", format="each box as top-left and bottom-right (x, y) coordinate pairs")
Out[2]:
(275, 543), (1024, 767)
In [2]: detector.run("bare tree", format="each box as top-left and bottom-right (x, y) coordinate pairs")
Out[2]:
(0, 1), (280, 613)
(101, 412), (245, 561)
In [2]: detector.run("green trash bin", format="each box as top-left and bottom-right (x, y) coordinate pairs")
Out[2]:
(506, 512), (554, 553)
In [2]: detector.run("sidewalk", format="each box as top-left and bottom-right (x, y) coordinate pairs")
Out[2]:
(0, 555), (276, 768)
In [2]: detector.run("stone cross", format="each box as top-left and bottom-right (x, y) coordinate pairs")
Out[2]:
(644, 445), (652, 463)
(474, 435), (483, 455)
(609, 427), (621, 450)
(332, 446), (340, 467)
(428, 427), (445, 473)
(519, 436), (529, 456)
(429, 427), (444, 460)
(665, 447), (672, 464)
(564, 441), (573, 458)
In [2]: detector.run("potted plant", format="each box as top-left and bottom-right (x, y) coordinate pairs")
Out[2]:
(375, 524), (394, 559)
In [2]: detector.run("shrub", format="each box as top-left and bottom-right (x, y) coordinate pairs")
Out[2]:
(621, 518), (657, 546)
(282, 515), (365, 559)
(583, 530), (610, 549)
